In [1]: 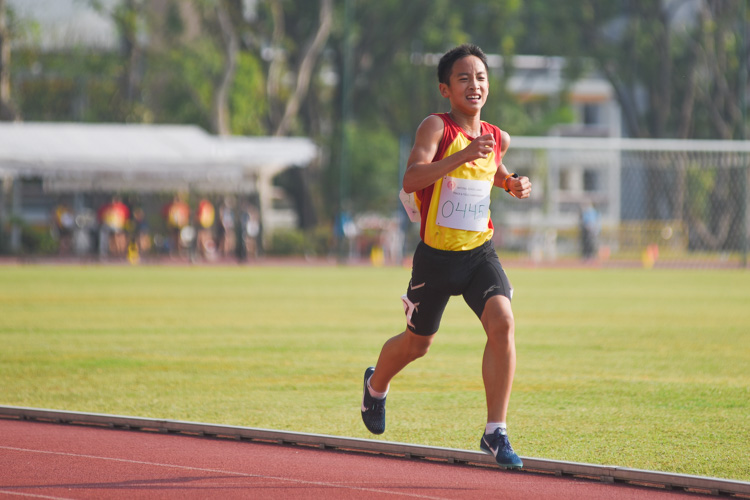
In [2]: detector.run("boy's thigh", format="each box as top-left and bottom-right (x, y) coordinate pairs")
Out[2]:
(463, 256), (512, 319)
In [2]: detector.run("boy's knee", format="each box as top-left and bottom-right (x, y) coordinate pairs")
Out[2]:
(410, 344), (430, 360)
(481, 297), (514, 340)
(485, 315), (514, 345)
(405, 333), (433, 360)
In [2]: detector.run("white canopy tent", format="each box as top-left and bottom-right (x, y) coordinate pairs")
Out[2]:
(0, 122), (318, 252)
(0, 122), (317, 192)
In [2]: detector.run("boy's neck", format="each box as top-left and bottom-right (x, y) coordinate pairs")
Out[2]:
(448, 110), (482, 138)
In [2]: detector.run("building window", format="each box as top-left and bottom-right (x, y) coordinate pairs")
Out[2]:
(583, 169), (600, 191)
(583, 104), (600, 126)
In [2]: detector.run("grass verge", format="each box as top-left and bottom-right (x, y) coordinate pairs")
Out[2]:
(1, 264), (748, 481)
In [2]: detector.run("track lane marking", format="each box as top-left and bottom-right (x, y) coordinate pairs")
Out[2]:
(0, 491), (74, 499)
(0, 445), (451, 499)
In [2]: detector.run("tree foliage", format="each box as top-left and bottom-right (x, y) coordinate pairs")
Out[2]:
(4, 0), (748, 225)
(0, 0), (19, 120)
(517, 0), (748, 140)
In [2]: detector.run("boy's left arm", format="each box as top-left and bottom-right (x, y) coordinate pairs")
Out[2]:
(493, 130), (532, 199)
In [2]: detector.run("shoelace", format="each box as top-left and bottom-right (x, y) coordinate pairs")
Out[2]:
(370, 399), (385, 412)
(492, 429), (513, 452)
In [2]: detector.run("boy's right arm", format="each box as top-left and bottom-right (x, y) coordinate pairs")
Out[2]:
(402, 116), (495, 193)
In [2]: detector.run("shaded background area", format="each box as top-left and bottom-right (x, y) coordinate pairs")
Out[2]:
(0, 0), (748, 267)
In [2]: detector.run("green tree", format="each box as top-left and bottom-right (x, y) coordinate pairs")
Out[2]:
(0, 0), (20, 120)
(142, 0), (244, 134)
(516, 0), (748, 140)
(515, 0), (749, 251)
(318, 0), (528, 219)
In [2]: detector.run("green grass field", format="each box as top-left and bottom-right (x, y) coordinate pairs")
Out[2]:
(1, 264), (748, 481)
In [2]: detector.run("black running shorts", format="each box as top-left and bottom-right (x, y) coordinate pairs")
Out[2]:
(402, 240), (513, 336)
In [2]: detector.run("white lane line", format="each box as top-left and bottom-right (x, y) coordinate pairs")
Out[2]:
(0, 446), (449, 500)
(0, 491), (74, 499)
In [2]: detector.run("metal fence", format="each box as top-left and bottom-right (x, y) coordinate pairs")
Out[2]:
(494, 137), (750, 268)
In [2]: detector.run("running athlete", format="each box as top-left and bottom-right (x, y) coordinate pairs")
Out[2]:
(361, 44), (532, 469)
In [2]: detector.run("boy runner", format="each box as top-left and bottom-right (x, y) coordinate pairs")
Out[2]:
(361, 44), (532, 469)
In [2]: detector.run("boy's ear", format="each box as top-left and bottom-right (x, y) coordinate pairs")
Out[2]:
(439, 83), (450, 98)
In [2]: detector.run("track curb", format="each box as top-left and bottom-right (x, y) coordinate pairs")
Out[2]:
(1, 405), (747, 497)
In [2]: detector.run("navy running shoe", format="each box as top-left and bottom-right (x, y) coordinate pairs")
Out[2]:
(360, 367), (386, 434)
(480, 428), (523, 469)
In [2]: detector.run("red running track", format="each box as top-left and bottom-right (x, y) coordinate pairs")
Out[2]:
(0, 418), (716, 500)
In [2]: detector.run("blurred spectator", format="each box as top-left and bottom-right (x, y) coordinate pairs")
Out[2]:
(53, 204), (75, 255)
(132, 207), (151, 255)
(163, 195), (190, 256)
(98, 196), (130, 257)
(217, 197), (236, 258)
(240, 202), (261, 259)
(381, 219), (404, 266)
(196, 198), (216, 259)
(580, 202), (600, 261)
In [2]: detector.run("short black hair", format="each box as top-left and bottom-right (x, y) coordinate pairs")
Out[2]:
(437, 44), (489, 85)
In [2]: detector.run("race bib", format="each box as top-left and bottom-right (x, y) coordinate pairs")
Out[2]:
(435, 176), (491, 231)
(399, 189), (421, 223)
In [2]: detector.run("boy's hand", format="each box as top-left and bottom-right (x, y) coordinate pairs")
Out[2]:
(508, 175), (532, 199)
(464, 134), (496, 162)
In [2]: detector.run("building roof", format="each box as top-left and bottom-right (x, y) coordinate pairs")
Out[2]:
(8, 0), (119, 50)
(0, 122), (318, 193)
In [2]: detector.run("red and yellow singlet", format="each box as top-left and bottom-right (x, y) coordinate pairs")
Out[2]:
(414, 113), (502, 251)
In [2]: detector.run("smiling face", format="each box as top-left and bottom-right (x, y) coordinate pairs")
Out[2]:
(439, 55), (489, 115)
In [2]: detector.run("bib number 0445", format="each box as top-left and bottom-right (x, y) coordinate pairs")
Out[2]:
(435, 176), (491, 232)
